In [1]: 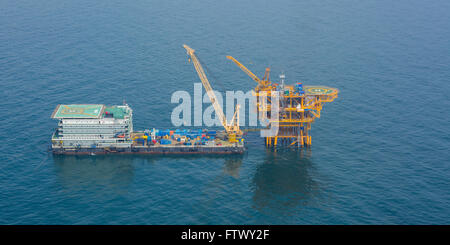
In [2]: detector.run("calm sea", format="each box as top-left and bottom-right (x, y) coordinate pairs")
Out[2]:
(0, 0), (449, 224)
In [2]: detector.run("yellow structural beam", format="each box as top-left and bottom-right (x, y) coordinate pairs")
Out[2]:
(227, 54), (338, 147)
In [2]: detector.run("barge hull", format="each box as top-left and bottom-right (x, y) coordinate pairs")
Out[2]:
(52, 146), (245, 155)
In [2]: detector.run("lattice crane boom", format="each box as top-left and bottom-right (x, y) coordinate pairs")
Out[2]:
(226, 56), (271, 89)
(183, 45), (242, 138)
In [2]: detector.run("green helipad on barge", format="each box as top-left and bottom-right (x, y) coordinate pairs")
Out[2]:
(51, 104), (105, 119)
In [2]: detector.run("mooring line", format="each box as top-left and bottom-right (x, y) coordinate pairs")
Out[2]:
(34, 150), (51, 171)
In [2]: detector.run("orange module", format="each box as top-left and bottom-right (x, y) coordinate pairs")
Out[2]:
(227, 56), (339, 147)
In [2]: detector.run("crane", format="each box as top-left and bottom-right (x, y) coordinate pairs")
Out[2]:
(226, 56), (272, 91)
(183, 44), (242, 143)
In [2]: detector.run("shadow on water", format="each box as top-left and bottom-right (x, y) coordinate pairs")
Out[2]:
(52, 155), (136, 196)
(134, 154), (245, 178)
(222, 155), (244, 178)
(52, 154), (244, 195)
(251, 148), (321, 216)
(133, 154), (245, 179)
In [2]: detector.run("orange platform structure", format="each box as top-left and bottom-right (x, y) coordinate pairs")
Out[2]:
(227, 56), (339, 147)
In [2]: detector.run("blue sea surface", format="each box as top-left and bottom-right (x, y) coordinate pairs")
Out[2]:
(0, 0), (449, 224)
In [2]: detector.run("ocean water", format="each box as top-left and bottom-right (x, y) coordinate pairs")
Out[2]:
(1, 0), (449, 224)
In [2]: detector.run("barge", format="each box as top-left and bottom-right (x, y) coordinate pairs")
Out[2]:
(51, 104), (245, 155)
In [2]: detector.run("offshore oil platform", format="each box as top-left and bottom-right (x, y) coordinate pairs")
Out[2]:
(226, 56), (339, 147)
(50, 45), (338, 154)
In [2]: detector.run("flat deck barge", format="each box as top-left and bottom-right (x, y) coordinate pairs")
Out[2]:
(51, 104), (244, 155)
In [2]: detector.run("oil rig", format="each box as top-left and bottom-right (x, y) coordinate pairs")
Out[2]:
(226, 56), (339, 148)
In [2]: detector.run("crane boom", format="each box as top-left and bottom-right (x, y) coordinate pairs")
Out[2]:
(226, 55), (271, 89)
(226, 56), (261, 83)
(183, 45), (241, 138)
